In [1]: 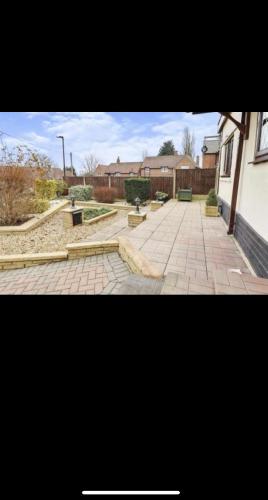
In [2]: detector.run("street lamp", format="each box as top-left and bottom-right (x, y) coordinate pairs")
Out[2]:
(135, 197), (141, 213)
(57, 135), (66, 179)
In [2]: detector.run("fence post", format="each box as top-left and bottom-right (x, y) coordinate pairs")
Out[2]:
(173, 169), (176, 199)
(108, 175), (111, 189)
(83, 177), (86, 186)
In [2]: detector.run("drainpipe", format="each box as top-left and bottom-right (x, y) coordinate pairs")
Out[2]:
(216, 133), (223, 196)
(173, 168), (176, 199)
(227, 112), (246, 235)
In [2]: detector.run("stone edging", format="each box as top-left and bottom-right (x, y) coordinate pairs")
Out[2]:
(0, 237), (162, 280)
(66, 240), (119, 259)
(83, 209), (118, 225)
(0, 200), (69, 235)
(78, 201), (132, 211)
(0, 252), (67, 270)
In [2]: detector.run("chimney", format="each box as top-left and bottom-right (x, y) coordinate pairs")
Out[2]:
(196, 155), (200, 167)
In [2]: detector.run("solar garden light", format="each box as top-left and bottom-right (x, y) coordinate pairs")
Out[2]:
(135, 197), (141, 213)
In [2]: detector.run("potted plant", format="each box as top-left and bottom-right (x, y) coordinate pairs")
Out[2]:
(177, 186), (192, 201)
(205, 189), (219, 217)
(155, 191), (169, 203)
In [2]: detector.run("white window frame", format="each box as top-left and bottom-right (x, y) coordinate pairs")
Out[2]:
(144, 167), (150, 176)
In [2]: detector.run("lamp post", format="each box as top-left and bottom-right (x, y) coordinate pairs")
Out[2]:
(135, 197), (141, 213)
(57, 135), (66, 179)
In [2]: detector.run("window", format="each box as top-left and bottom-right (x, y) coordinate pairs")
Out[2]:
(223, 136), (234, 177)
(115, 172), (121, 177)
(180, 166), (190, 170)
(255, 112), (268, 162)
(161, 166), (168, 173)
(130, 172), (135, 176)
(144, 167), (150, 176)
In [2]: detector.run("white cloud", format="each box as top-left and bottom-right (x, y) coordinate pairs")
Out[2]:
(19, 112), (219, 173)
(23, 132), (50, 144)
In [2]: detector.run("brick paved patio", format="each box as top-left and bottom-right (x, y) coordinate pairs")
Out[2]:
(126, 200), (251, 280)
(0, 253), (130, 295)
(1, 200), (267, 295)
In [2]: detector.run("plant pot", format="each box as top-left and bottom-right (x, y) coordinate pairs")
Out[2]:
(178, 189), (192, 202)
(205, 206), (219, 217)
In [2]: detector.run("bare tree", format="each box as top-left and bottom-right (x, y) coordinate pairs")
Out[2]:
(81, 154), (99, 176)
(181, 127), (195, 158)
(0, 141), (55, 169)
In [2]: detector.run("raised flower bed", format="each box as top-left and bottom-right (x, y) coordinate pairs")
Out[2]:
(83, 207), (117, 225)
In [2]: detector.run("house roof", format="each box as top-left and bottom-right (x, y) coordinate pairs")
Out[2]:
(203, 136), (221, 154)
(96, 162), (142, 175)
(143, 155), (196, 169)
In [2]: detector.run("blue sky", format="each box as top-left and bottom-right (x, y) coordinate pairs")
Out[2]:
(0, 112), (219, 173)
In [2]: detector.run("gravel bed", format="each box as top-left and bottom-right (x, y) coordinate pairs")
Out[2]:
(0, 209), (127, 255)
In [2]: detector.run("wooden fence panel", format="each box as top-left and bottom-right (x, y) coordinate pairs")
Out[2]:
(111, 177), (128, 198)
(66, 176), (85, 186)
(66, 170), (216, 198)
(176, 169), (216, 195)
(150, 177), (174, 199)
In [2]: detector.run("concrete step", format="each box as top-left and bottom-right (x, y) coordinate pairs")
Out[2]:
(213, 269), (268, 295)
(113, 274), (164, 295)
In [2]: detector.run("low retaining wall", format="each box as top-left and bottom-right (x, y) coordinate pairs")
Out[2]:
(0, 252), (67, 270)
(0, 237), (163, 280)
(66, 241), (119, 259)
(118, 236), (163, 279)
(84, 209), (118, 225)
(0, 200), (69, 235)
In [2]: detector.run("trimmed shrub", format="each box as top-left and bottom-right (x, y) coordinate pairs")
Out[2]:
(35, 179), (58, 200)
(94, 187), (117, 203)
(155, 191), (169, 202)
(31, 198), (50, 214)
(69, 184), (93, 201)
(125, 178), (151, 204)
(55, 180), (68, 197)
(0, 166), (33, 225)
(83, 208), (111, 220)
(206, 189), (218, 207)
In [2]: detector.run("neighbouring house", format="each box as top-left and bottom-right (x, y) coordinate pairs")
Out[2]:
(141, 155), (197, 177)
(202, 135), (221, 168)
(95, 162), (142, 177)
(189, 112), (268, 278)
(96, 155), (197, 178)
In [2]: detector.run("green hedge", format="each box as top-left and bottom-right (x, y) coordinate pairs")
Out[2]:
(32, 198), (50, 214)
(56, 180), (68, 197)
(125, 178), (151, 204)
(35, 179), (58, 200)
(69, 185), (93, 201)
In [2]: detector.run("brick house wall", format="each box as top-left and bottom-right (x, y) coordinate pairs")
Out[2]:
(203, 153), (219, 169)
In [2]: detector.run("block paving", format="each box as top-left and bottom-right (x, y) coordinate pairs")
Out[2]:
(0, 252), (131, 295)
(1, 200), (267, 295)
